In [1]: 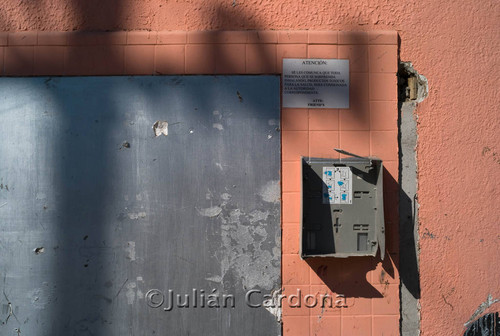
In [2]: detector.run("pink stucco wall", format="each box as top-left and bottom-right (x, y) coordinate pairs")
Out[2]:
(1, 1), (499, 335)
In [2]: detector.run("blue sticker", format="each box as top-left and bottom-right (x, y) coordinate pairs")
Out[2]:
(341, 194), (347, 200)
(338, 181), (344, 186)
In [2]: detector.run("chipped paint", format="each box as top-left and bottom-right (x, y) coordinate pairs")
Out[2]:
(263, 288), (283, 322)
(258, 180), (280, 204)
(152, 120), (168, 137)
(248, 209), (269, 223)
(125, 282), (137, 304)
(205, 275), (223, 283)
(212, 193), (280, 291)
(197, 206), (223, 218)
(212, 123), (224, 131)
(128, 212), (146, 220)
(125, 241), (136, 261)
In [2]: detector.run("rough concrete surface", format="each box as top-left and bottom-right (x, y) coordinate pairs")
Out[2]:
(398, 61), (431, 336)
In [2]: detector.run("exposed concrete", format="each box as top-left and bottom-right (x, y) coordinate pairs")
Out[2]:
(398, 62), (428, 336)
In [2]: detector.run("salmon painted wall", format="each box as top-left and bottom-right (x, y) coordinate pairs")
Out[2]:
(1, 1), (499, 335)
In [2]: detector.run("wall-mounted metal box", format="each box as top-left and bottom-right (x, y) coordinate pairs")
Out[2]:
(301, 155), (385, 259)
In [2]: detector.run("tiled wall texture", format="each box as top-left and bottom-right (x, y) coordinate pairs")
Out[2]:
(0, 30), (396, 77)
(280, 32), (399, 336)
(0, 30), (400, 335)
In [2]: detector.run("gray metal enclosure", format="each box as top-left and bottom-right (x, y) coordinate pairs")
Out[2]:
(0, 76), (281, 335)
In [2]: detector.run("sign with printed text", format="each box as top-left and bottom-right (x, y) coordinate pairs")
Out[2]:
(282, 59), (349, 108)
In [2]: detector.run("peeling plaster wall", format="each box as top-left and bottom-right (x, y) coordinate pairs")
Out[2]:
(0, 76), (283, 335)
(0, 0), (499, 335)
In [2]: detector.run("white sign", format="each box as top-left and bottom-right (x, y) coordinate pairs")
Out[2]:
(322, 166), (353, 204)
(282, 59), (349, 108)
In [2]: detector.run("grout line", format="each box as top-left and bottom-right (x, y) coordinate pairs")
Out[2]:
(153, 44), (157, 74)
(31, 45), (35, 76)
(183, 44), (187, 75)
(1, 47), (4, 75)
(120, 44), (125, 75)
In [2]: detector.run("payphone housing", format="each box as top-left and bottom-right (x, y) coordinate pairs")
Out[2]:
(300, 155), (385, 259)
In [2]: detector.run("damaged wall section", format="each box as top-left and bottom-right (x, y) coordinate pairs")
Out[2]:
(398, 61), (428, 336)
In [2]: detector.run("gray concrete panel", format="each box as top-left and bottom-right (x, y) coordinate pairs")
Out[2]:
(0, 76), (281, 336)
